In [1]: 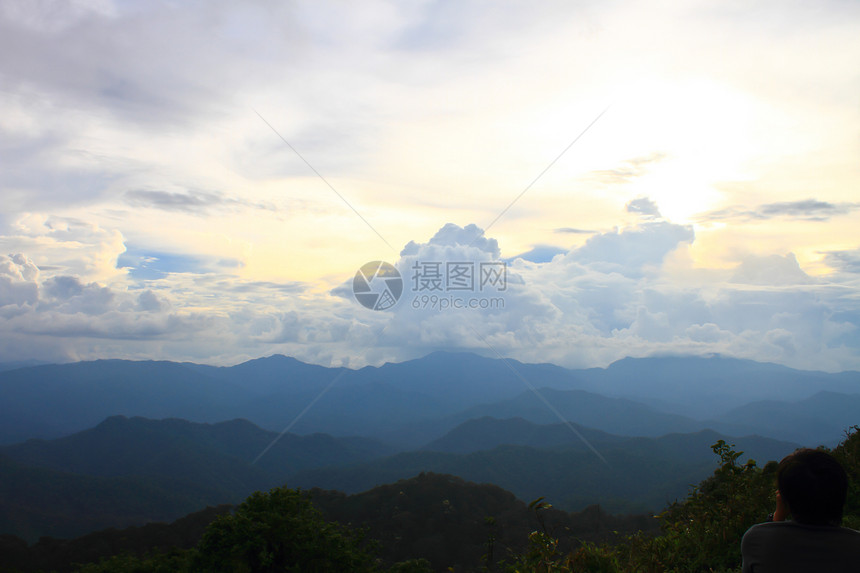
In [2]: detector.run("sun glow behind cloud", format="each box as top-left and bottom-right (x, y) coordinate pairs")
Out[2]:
(1, 0), (860, 370)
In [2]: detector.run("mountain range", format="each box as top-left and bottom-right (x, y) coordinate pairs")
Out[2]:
(1, 414), (799, 540)
(0, 415), (390, 541)
(1, 351), (857, 447)
(1, 350), (857, 542)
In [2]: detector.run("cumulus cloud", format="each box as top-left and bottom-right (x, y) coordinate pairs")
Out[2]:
(563, 221), (694, 277)
(730, 253), (814, 286)
(322, 217), (859, 372)
(136, 289), (168, 313)
(1, 1), (859, 373)
(400, 223), (500, 259)
(0, 253), (39, 282)
(1, 214), (860, 372)
(0, 253), (39, 307)
(0, 215), (126, 283)
(43, 276), (115, 315)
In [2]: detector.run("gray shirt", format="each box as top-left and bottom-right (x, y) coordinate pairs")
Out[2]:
(742, 521), (860, 572)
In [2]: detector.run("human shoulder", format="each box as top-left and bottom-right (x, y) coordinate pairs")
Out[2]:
(744, 521), (860, 542)
(743, 520), (804, 536)
(743, 521), (860, 573)
(743, 520), (860, 547)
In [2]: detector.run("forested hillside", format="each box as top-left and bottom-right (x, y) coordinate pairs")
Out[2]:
(0, 416), (798, 541)
(2, 427), (856, 572)
(0, 473), (656, 573)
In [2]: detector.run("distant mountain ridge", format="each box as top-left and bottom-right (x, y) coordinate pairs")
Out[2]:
(715, 391), (860, 445)
(291, 423), (799, 514)
(0, 415), (800, 541)
(572, 355), (860, 418)
(0, 416), (392, 541)
(2, 415), (392, 480)
(1, 351), (857, 446)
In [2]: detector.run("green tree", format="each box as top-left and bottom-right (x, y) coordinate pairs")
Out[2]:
(74, 549), (192, 573)
(510, 428), (860, 572)
(831, 425), (860, 530)
(190, 486), (378, 573)
(630, 439), (776, 571)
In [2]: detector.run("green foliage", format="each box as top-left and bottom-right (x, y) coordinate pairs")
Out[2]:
(190, 486), (378, 573)
(385, 558), (434, 572)
(37, 428), (860, 572)
(293, 432), (794, 517)
(505, 530), (573, 573)
(508, 428), (860, 573)
(626, 439), (775, 571)
(567, 541), (620, 573)
(74, 549), (192, 573)
(505, 498), (570, 573)
(73, 487), (381, 573)
(831, 425), (860, 530)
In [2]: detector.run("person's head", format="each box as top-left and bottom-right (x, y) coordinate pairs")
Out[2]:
(777, 448), (848, 526)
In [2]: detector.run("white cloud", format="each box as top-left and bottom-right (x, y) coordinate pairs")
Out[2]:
(1, 1), (859, 373)
(0, 214), (858, 371)
(0, 254), (39, 307)
(562, 221), (694, 277)
(729, 253), (814, 286)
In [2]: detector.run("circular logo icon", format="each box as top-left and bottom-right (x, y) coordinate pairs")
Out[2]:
(353, 261), (403, 311)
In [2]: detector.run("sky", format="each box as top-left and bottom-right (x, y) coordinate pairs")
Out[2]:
(1, 0), (859, 372)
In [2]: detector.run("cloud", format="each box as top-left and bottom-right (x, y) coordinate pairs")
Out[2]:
(563, 221), (694, 277)
(0, 253), (39, 282)
(42, 276), (115, 315)
(1, 2), (860, 372)
(698, 199), (859, 223)
(0, 254), (39, 307)
(136, 289), (168, 313)
(124, 189), (276, 214)
(400, 223), (500, 259)
(0, 1), (259, 127)
(729, 253), (814, 286)
(506, 245), (567, 264)
(587, 153), (667, 185)
(1, 216), (859, 372)
(0, 215), (126, 283)
(0, 0), (116, 34)
(625, 197), (661, 220)
(822, 249), (860, 275)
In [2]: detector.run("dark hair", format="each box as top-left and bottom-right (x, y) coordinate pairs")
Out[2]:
(777, 448), (848, 526)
